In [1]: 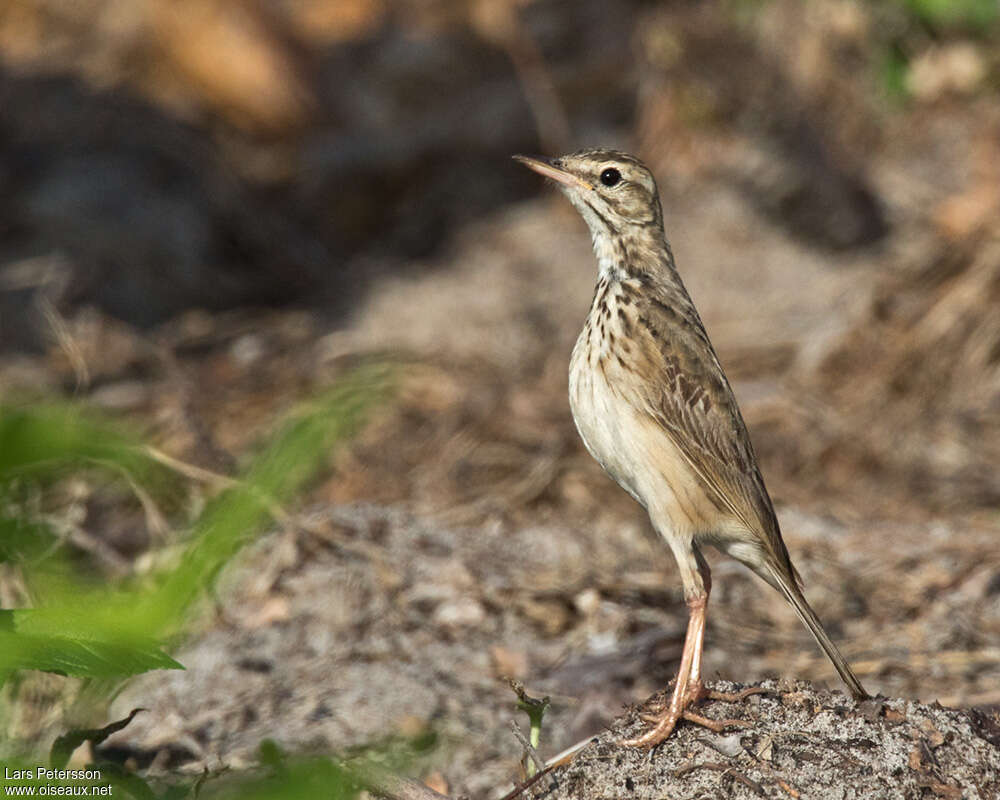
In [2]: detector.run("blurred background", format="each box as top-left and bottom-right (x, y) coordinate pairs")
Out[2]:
(1, 0), (999, 796)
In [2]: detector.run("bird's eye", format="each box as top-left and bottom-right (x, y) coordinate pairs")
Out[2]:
(600, 168), (621, 187)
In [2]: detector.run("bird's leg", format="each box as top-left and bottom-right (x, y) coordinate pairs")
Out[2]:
(623, 540), (714, 746)
(686, 548), (711, 701)
(677, 598), (752, 730)
(639, 586), (712, 717)
(622, 591), (707, 747)
(684, 553), (766, 705)
(623, 543), (750, 747)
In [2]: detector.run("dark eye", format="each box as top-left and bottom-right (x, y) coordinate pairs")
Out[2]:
(600, 168), (621, 187)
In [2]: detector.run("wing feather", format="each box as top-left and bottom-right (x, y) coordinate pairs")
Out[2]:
(630, 290), (793, 574)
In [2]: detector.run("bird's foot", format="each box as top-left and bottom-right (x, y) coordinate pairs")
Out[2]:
(621, 681), (753, 748)
(622, 701), (684, 747)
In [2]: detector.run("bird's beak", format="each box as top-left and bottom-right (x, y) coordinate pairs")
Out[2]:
(513, 155), (593, 192)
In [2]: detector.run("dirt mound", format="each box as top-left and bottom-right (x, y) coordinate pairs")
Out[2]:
(530, 681), (1000, 800)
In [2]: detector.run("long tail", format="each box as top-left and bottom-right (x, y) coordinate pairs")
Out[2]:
(767, 565), (869, 700)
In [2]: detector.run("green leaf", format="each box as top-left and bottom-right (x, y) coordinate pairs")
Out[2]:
(114, 366), (394, 639)
(0, 366), (389, 684)
(0, 405), (149, 479)
(0, 610), (183, 679)
(95, 763), (162, 800)
(0, 631), (182, 678)
(201, 757), (360, 800)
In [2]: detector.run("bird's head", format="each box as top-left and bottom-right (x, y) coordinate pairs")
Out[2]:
(514, 150), (664, 238)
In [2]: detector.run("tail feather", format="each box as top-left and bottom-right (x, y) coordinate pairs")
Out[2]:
(768, 565), (869, 701)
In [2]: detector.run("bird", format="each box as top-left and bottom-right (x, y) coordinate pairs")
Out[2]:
(514, 149), (868, 747)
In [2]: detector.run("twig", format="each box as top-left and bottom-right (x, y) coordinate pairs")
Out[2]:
(143, 445), (239, 490)
(497, 763), (559, 800)
(673, 762), (766, 796)
(143, 444), (294, 528)
(64, 525), (132, 576)
(510, 720), (546, 776)
(544, 735), (595, 769)
(39, 294), (89, 393)
(122, 470), (171, 540)
(365, 768), (454, 800)
(93, 456), (171, 541)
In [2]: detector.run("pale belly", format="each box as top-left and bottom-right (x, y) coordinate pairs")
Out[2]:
(568, 324), (720, 537)
(569, 340), (641, 500)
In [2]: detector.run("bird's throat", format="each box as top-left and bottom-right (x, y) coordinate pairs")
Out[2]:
(590, 228), (625, 281)
(587, 224), (675, 285)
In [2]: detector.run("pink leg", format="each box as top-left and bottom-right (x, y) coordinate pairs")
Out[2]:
(623, 542), (750, 747)
(686, 556), (766, 704)
(687, 550), (711, 695)
(622, 593), (707, 747)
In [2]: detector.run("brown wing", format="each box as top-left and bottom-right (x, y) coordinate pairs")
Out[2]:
(629, 289), (795, 576)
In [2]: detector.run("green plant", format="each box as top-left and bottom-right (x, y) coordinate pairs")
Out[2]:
(508, 680), (549, 778)
(0, 366), (391, 766)
(901, 0), (998, 33)
(2, 733), (367, 800)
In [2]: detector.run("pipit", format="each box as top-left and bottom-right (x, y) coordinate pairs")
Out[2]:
(514, 150), (868, 747)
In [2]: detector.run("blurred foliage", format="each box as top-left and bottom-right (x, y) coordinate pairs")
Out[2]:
(874, 0), (998, 101)
(2, 742), (367, 800)
(0, 365), (392, 785)
(0, 406), (179, 681)
(0, 407), (159, 487)
(2, 718), (405, 800)
(0, 616), (182, 680)
(199, 753), (361, 800)
(901, 0), (998, 33)
(881, 44), (911, 100)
